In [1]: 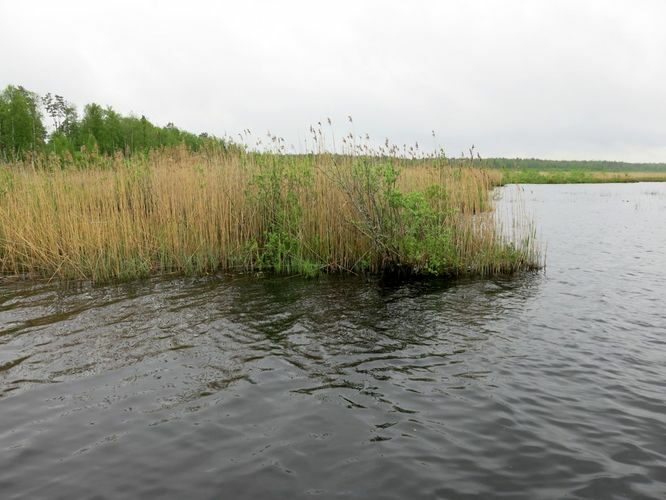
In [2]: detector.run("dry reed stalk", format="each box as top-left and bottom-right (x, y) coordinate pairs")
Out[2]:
(0, 148), (540, 282)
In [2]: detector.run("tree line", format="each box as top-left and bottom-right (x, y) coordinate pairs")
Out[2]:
(480, 157), (666, 172)
(0, 84), (230, 160)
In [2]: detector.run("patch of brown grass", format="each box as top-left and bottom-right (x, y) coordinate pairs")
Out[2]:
(0, 147), (539, 282)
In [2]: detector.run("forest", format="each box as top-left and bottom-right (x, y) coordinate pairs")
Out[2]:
(0, 84), (227, 161)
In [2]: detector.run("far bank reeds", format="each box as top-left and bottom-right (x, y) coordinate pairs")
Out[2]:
(0, 145), (540, 282)
(499, 169), (666, 184)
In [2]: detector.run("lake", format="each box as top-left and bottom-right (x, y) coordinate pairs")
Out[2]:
(1, 183), (665, 499)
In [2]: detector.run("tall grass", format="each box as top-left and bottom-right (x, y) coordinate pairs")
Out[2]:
(0, 143), (541, 282)
(499, 169), (666, 184)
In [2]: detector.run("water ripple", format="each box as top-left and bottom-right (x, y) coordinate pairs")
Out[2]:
(1, 184), (666, 498)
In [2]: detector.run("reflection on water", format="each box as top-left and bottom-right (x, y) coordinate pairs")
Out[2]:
(1, 183), (666, 499)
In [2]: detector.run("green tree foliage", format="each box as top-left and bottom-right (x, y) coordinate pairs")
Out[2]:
(0, 84), (232, 160)
(0, 85), (46, 158)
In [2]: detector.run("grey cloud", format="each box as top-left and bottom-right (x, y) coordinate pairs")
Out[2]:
(1, 0), (664, 161)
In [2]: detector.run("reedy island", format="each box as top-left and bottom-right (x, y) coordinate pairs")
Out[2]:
(0, 138), (540, 282)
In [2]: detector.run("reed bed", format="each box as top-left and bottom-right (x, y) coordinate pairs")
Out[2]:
(0, 146), (540, 282)
(500, 169), (666, 184)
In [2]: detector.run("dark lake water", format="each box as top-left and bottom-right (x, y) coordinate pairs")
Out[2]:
(1, 183), (665, 499)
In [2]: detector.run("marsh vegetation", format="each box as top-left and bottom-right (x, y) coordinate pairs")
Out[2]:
(19, 81), (666, 282)
(0, 142), (540, 282)
(498, 168), (666, 184)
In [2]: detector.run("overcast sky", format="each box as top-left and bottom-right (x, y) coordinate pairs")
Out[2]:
(1, 0), (665, 161)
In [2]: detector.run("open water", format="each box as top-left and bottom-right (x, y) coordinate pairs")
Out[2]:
(1, 183), (665, 499)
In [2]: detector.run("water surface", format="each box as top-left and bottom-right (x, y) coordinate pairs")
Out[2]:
(1, 183), (665, 499)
